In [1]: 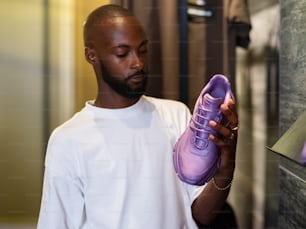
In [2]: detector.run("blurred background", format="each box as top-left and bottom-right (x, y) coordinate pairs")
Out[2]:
(1, 0), (305, 228)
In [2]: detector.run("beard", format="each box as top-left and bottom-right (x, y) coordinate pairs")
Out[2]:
(99, 60), (148, 99)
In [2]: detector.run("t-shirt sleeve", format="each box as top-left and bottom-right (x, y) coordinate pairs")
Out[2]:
(37, 129), (86, 228)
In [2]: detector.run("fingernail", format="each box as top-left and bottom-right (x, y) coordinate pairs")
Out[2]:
(209, 120), (217, 127)
(222, 104), (228, 111)
(221, 104), (228, 110)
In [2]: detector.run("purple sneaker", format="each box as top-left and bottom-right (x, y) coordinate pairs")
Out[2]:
(173, 74), (234, 185)
(301, 142), (306, 165)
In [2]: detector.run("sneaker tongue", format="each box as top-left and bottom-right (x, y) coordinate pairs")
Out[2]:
(203, 93), (223, 109)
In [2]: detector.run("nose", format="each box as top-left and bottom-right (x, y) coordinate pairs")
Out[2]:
(130, 52), (144, 70)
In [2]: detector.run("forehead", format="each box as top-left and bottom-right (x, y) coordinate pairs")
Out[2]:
(93, 16), (147, 46)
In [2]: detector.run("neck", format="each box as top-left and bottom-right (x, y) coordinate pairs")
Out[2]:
(94, 93), (141, 109)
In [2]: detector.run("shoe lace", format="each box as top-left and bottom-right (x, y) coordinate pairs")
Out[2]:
(190, 105), (221, 149)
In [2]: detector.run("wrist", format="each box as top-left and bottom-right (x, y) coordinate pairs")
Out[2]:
(217, 163), (235, 177)
(212, 161), (235, 190)
(212, 177), (232, 191)
(213, 166), (234, 185)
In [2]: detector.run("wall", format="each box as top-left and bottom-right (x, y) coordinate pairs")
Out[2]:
(279, 1), (306, 133)
(75, 0), (109, 111)
(278, 0), (306, 228)
(228, 3), (280, 229)
(48, 0), (76, 132)
(0, 0), (76, 227)
(0, 0), (44, 225)
(248, 0), (278, 14)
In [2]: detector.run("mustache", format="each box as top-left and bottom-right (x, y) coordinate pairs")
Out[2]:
(127, 70), (147, 80)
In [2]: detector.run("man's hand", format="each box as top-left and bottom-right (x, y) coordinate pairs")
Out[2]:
(209, 98), (238, 171)
(192, 98), (238, 225)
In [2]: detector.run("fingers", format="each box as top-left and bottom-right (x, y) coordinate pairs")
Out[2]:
(220, 99), (238, 130)
(208, 98), (238, 166)
(208, 98), (239, 148)
(209, 99), (238, 146)
(209, 120), (236, 144)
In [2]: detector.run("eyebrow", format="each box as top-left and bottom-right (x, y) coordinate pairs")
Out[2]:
(114, 39), (149, 49)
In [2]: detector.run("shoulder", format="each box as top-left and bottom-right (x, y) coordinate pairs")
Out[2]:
(44, 108), (92, 167)
(143, 95), (190, 113)
(142, 96), (191, 132)
(48, 108), (91, 144)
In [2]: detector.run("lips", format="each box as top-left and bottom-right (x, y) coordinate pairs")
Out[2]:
(127, 71), (146, 83)
(129, 74), (145, 83)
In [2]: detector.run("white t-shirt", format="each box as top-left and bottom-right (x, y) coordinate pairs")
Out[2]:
(37, 96), (204, 229)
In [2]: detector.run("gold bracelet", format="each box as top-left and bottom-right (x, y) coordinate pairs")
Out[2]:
(212, 177), (232, 191)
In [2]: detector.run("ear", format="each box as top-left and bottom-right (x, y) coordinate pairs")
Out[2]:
(85, 47), (98, 64)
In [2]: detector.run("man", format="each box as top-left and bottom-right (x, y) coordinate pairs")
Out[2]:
(37, 4), (238, 229)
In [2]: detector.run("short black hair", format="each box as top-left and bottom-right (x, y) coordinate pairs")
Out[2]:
(83, 4), (134, 47)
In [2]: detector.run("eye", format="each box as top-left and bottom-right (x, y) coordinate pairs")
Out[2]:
(116, 53), (128, 58)
(114, 46), (129, 58)
(139, 49), (147, 54)
(139, 46), (148, 55)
